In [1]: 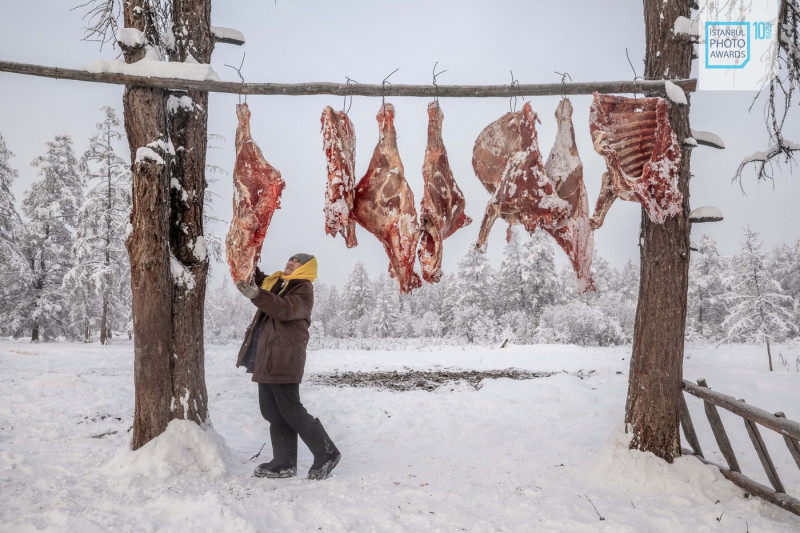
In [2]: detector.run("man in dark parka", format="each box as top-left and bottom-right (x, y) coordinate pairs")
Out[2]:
(235, 253), (341, 480)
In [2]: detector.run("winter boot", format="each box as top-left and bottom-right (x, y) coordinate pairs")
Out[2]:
(254, 424), (298, 478)
(300, 418), (341, 480)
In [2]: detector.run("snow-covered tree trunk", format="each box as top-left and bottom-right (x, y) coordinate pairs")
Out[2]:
(122, 0), (175, 450)
(165, 0), (213, 426)
(625, 0), (693, 463)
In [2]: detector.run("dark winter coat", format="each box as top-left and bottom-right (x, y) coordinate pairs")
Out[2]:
(236, 269), (314, 384)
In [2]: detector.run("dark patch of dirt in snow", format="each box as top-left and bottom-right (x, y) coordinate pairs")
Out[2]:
(309, 368), (596, 392)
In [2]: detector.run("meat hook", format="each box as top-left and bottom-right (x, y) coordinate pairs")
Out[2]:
(554, 70), (572, 100)
(224, 52), (247, 104)
(432, 61), (447, 102)
(625, 48), (644, 99)
(509, 70), (521, 113)
(381, 68), (399, 111)
(343, 76), (357, 113)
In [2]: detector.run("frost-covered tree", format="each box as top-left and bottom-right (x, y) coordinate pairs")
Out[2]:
(447, 246), (495, 343)
(368, 275), (400, 338)
(723, 228), (796, 370)
(609, 259), (640, 302)
(0, 133), (27, 335)
(769, 239), (800, 315)
(63, 107), (132, 343)
(535, 300), (625, 346)
(497, 228), (525, 315)
(687, 234), (728, 341)
(341, 261), (374, 337)
(204, 279), (254, 343)
(323, 285), (349, 338)
(17, 134), (84, 340)
(520, 230), (561, 314)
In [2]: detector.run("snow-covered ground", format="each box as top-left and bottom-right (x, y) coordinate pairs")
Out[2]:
(1, 340), (799, 532)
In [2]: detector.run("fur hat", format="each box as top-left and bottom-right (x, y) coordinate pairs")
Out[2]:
(290, 253), (314, 265)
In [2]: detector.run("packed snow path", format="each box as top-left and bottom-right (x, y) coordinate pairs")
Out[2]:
(1, 341), (799, 532)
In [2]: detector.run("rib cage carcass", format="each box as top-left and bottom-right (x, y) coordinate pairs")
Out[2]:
(418, 101), (472, 283)
(225, 103), (285, 283)
(589, 92), (683, 229)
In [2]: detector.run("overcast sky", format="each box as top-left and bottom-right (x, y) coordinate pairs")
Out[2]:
(1, 0), (798, 290)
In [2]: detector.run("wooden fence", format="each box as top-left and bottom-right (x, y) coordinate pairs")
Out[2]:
(680, 378), (800, 517)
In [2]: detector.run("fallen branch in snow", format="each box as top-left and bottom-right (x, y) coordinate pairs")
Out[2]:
(584, 494), (606, 521)
(249, 442), (266, 461)
(90, 429), (118, 439)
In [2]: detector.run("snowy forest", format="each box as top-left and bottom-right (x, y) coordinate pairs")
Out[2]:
(1, 110), (798, 353)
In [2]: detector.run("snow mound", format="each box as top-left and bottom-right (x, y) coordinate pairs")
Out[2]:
(664, 81), (687, 106)
(588, 426), (744, 505)
(103, 420), (230, 481)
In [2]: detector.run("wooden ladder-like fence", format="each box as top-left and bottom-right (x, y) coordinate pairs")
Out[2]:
(680, 378), (800, 517)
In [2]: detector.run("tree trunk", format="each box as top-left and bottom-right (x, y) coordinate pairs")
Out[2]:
(101, 128), (112, 347)
(100, 295), (108, 345)
(625, 0), (694, 463)
(767, 338), (773, 371)
(166, 0), (213, 424)
(122, 1), (174, 450)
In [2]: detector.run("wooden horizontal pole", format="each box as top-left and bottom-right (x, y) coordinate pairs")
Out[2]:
(683, 380), (800, 441)
(0, 60), (697, 98)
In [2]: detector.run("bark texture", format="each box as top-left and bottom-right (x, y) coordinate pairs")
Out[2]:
(167, 0), (213, 423)
(625, 0), (694, 462)
(123, 81), (173, 449)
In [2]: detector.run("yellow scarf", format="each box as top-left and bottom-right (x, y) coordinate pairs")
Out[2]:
(261, 256), (318, 294)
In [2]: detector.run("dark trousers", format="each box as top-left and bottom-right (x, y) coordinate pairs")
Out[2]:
(258, 383), (318, 435)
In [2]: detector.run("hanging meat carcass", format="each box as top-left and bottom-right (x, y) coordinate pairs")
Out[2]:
(472, 101), (570, 252)
(543, 98), (596, 293)
(225, 103), (286, 283)
(321, 106), (358, 248)
(589, 92), (682, 229)
(352, 103), (422, 293)
(418, 101), (472, 283)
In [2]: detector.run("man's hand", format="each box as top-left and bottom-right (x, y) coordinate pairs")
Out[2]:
(235, 279), (260, 299)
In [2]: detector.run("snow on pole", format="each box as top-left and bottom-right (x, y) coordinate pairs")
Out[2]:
(689, 206), (723, 223)
(690, 130), (726, 149)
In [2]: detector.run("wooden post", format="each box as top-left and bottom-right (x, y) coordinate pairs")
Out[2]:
(739, 399), (785, 493)
(775, 412), (800, 470)
(679, 392), (704, 457)
(697, 379), (741, 472)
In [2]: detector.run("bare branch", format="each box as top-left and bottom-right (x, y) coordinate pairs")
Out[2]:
(739, 0), (800, 184)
